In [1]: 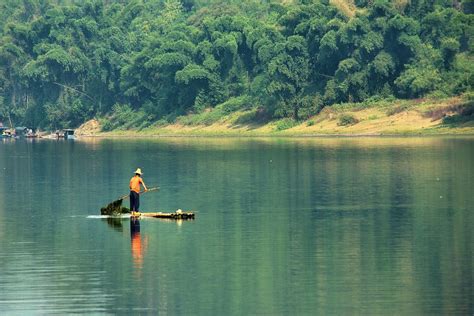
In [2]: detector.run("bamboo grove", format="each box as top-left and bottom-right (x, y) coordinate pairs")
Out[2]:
(0, 0), (472, 129)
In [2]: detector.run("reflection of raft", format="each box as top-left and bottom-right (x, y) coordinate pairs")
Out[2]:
(134, 211), (195, 220)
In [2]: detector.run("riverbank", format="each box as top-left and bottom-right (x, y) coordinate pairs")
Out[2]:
(76, 96), (474, 137)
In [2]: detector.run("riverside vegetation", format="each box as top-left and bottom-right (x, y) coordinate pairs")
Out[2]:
(0, 0), (473, 134)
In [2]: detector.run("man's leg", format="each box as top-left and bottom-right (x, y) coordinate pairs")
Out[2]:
(135, 193), (140, 213)
(130, 191), (135, 212)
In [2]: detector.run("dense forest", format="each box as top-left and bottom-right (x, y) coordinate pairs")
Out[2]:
(0, 0), (473, 130)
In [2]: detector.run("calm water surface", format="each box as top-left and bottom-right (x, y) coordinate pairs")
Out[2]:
(0, 137), (472, 315)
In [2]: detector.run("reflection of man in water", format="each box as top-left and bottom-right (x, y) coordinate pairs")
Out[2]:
(130, 218), (147, 270)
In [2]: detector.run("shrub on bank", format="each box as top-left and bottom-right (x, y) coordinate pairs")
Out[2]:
(275, 118), (298, 131)
(386, 102), (413, 116)
(220, 96), (252, 114)
(101, 104), (150, 131)
(338, 114), (359, 126)
(442, 101), (474, 125)
(178, 107), (225, 126)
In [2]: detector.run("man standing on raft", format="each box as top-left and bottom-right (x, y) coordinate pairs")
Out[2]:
(130, 168), (148, 216)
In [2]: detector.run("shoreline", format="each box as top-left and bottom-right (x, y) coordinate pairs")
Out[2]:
(75, 132), (474, 138)
(75, 96), (474, 138)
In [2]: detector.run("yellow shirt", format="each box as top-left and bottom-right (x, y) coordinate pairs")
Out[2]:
(130, 176), (144, 193)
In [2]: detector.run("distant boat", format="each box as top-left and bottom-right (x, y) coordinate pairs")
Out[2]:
(63, 129), (75, 140)
(0, 127), (13, 138)
(15, 127), (28, 137)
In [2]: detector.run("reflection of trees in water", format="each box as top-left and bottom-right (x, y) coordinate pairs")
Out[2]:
(103, 217), (123, 232)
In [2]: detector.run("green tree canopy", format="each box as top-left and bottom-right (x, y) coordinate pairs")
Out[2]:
(0, 0), (472, 129)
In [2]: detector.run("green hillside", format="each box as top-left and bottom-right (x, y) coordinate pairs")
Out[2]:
(0, 0), (472, 131)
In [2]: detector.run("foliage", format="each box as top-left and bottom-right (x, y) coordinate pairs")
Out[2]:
(442, 101), (474, 124)
(219, 96), (252, 114)
(101, 104), (150, 131)
(338, 113), (359, 126)
(178, 107), (223, 126)
(275, 118), (298, 131)
(0, 0), (472, 129)
(386, 102), (414, 116)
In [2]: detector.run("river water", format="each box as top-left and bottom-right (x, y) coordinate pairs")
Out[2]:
(0, 137), (472, 315)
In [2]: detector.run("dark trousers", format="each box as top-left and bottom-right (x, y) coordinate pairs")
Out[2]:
(130, 191), (140, 212)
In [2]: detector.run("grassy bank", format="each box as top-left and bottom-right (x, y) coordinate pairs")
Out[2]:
(76, 96), (474, 137)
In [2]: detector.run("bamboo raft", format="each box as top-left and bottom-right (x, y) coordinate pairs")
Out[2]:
(137, 211), (195, 220)
(100, 190), (195, 220)
(100, 206), (196, 220)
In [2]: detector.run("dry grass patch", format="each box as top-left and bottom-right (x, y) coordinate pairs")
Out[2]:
(393, 0), (409, 11)
(422, 97), (472, 121)
(76, 119), (101, 135)
(330, 0), (356, 18)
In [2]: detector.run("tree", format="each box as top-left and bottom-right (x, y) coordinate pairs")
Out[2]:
(395, 45), (443, 98)
(267, 36), (310, 120)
